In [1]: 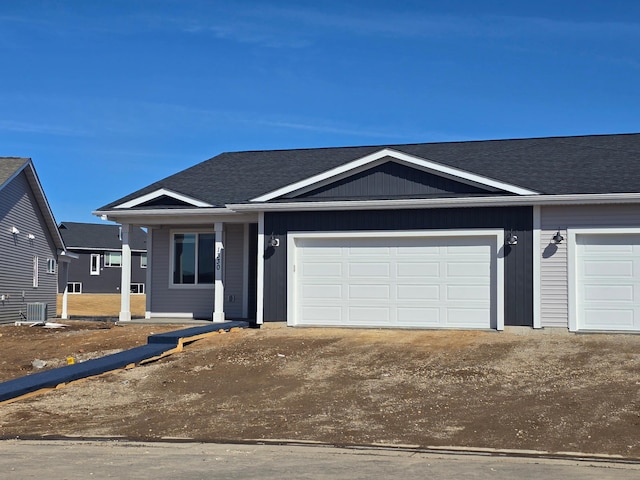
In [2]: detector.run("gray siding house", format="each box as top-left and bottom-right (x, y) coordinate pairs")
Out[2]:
(0, 158), (70, 324)
(58, 222), (147, 295)
(94, 133), (640, 333)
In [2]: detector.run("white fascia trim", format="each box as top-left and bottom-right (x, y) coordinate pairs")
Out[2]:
(567, 226), (640, 332)
(92, 208), (254, 226)
(231, 192), (640, 212)
(251, 148), (539, 202)
(22, 161), (67, 250)
(114, 188), (214, 209)
(58, 250), (80, 261)
(286, 229), (504, 331)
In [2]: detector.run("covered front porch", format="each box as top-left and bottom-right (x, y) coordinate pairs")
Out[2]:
(110, 212), (264, 326)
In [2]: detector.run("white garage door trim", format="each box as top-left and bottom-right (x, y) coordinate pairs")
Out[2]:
(287, 229), (504, 330)
(568, 227), (640, 332)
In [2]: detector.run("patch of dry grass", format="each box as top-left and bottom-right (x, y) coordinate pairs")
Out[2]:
(56, 294), (146, 317)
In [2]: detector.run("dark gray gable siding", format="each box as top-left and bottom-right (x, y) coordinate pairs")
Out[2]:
(0, 171), (59, 323)
(264, 207), (533, 327)
(284, 159), (499, 200)
(137, 196), (194, 207)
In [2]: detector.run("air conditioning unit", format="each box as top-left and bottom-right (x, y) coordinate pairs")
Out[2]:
(26, 302), (47, 323)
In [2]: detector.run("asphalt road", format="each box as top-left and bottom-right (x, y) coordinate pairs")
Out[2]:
(1, 440), (639, 479)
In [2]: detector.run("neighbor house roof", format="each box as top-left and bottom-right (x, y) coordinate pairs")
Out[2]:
(1, 157), (66, 251)
(58, 222), (147, 252)
(97, 133), (640, 211)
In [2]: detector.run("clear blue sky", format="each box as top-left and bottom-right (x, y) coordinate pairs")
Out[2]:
(2, 1), (639, 224)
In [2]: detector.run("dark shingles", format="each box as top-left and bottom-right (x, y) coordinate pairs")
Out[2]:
(0, 158), (29, 187)
(97, 133), (640, 210)
(58, 222), (147, 250)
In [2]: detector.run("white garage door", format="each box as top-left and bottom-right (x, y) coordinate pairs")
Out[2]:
(576, 234), (640, 331)
(289, 233), (499, 329)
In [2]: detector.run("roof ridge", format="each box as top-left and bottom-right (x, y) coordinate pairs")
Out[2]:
(220, 132), (640, 156)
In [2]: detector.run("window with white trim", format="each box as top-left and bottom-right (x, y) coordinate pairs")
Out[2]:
(105, 251), (122, 267)
(141, 253), (147, 268)
(130, 283), (145, 294)
(32, 256), (39, 287)
(46, 258), (56, 274)
(172, 232), (215, 285)
(90, 254), (100, 275)
(67, 282), (82, 294)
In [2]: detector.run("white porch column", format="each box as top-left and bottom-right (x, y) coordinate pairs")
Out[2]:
(60, 261), (69, 320)
(119, 223), (132, 322)
(256, 212), (264, 325)
(145, 227), (153, 319)
(213, 222), (225, 322)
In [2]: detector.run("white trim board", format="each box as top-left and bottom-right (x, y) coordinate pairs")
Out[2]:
(114, 188), (214, 209)
(251, 148), (539, 202)
(286, 229), (505, 331)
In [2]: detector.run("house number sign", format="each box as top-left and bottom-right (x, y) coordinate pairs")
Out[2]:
(215, 247), (223, 271)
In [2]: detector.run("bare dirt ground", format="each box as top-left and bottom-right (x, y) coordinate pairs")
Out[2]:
(1, 321), (640, 458)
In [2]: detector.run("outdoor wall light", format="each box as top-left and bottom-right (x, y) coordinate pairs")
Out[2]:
(11, 226), (19, 235)
(27, 233), (35, 240)
(505, 230), (518, 246)
(268, 234), (280, 247)
(552, 231), (564, 244)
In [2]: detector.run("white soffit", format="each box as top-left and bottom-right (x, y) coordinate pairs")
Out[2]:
(250, 148), (539, 202)
(114, 188), (213, 209)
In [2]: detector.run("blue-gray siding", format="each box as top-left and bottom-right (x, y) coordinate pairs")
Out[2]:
(59, 250), (147, 294)
(148, 225), (250, 319)
(286, 160), (497, 200)
(264, 207), (533, 326)
(0, 171), (58, 323)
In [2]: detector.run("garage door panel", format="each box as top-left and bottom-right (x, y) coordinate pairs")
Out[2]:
(583, 261), (634, 277)
(397, 285), (440, 301)
(447, 262), (490, 277)
(348, 246), (390, 256)
(397, 245), (440, 256)
(398, 307), (441, 325)
(348, 263), (390, 277)
(301, 306), (343, 323)
(302, 284), (342, 299)
(447, 285), (490, 300)
(584, 285), (634, 301)
(349, 284), (390, 300)
(349, 307), (390, 323)
(447, 308), (490, 326)
(302, 262), (342, 277)
(397, 262), (440, 277)
(583, 309), (634, 328)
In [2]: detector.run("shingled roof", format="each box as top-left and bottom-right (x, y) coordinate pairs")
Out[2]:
(0, 157), (30, 187)
(98, 133), (640, 210)
(59, 222), (147, 251)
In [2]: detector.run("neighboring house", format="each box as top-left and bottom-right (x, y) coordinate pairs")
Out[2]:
(94, 133), (640, 333)
(57, 222), (147, 295)
(0, 157), (71, 324)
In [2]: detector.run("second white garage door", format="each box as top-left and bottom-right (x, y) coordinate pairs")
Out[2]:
(288, 231), (502, 329)
(574, 233), (640, 331)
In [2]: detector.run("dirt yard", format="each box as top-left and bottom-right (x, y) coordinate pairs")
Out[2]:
(1, 321), (640, 458)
